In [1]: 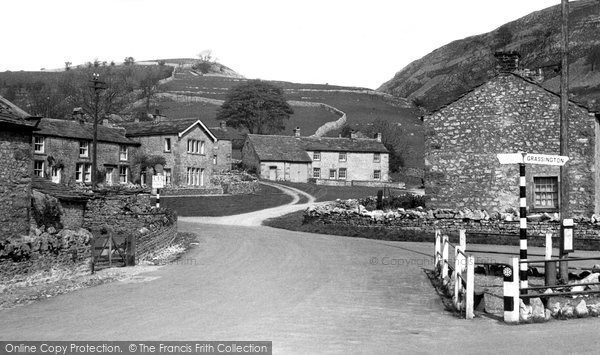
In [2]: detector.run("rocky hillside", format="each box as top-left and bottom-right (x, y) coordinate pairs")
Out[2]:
(379, 0), (600, 111)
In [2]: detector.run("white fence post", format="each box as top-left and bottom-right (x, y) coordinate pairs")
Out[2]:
(453, 244), (464, 310)
(459, 229), (466, 251)
(434, 229), (441, 272)
(442, 235), (449, 285)
(465, 255), (475, 319)
(503, 257), (520, 323)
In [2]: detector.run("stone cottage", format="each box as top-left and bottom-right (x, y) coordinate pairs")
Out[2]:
(121, 118), (230, 188)
(0, 96), (40, 237)
(424, 72), (599, 217)
(33, 118), (140, 186)
(242, 129), (389, 183)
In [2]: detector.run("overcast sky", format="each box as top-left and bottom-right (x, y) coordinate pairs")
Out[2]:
(2, 0), (560, 89)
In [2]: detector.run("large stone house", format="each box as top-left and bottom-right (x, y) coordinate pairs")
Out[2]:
(424, 72), (599, 217)
(121, 118), (230, 188)
(0, 96), (40, 237)
(242, 131), (389, 183)
(33, 118), (140, 186)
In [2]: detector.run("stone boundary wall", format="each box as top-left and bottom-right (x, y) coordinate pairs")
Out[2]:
(0, 227), (92, 283)
(136, 223), (178, 261)
(161, 186), (224, 196)
(224, 181), (260, 194)
(314, 179), (405, 189)
(304, 202), (600, 243)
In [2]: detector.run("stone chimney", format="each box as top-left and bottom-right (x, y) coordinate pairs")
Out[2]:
(293, 126), (301, 137)
(220, 121), (227, 130)
(350, 130), (357, 139)
(374, 132), (382, 142)
(72, 107), (85, 123)
(494, 51), (521, 73)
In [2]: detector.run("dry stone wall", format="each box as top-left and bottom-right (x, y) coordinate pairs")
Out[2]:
(304, 200), (600, 246)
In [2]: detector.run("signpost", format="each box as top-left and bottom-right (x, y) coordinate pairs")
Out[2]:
(152, 175), (165, 208)
(497, 152), (569, 292)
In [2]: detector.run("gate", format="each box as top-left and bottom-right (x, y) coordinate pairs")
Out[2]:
(91, 229), (136, 273)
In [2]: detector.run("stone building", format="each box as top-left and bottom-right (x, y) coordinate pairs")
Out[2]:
(33, 118), (140, 186)
(121, 118), (230, 188)
(242, 129), (389, 183)
(0, 96), (40, 237)
(424, 72), (599, 216)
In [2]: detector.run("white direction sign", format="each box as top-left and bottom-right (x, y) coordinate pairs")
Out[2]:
(497, 153), (569, 166)
(524, 153), (569, 166)
(152, 175), (165, 189)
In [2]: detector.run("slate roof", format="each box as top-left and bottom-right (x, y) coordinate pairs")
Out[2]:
(246, 134), (388, 163)
(0, 95), (39, 129)
(121, 118), (217, 141)
(36, 118), (139, 145)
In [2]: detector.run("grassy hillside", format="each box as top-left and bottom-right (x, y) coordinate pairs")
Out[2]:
(379, 0), (600, 112)
(153, 68), (423, 167)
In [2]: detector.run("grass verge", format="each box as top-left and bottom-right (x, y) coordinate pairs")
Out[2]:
(160, 184), (293, 217)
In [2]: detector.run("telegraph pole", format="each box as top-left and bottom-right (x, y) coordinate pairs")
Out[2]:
(90, 73), (107, 189)
(559, 0), (570, 282)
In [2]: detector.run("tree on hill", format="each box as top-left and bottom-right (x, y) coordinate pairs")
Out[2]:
(193, 49), (215, 74)
(217, 80), (294, 134)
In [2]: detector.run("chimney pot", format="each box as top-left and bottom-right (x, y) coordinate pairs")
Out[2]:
(350, 129), (357, 139)
(293, 126), (301, 137)
(375, 132), (382, 142)
(220, 121), (227, 129)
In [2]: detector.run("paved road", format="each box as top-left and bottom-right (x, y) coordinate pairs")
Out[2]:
(2, 184), (600, 352)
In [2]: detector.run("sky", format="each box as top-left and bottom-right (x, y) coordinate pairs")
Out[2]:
(1, 0), (561, 89)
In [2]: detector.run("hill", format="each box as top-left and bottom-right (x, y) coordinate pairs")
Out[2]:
(148, 66), (423, 168)
(378, 0), (600, 112)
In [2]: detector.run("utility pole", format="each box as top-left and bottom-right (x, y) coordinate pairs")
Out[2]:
(90, 73), (107, 189)
(559, 0), (570, 282)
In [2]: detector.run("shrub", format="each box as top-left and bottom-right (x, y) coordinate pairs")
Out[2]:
(359, 193), (429, 211)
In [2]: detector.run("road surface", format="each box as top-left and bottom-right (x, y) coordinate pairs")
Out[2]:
(1, 184), (600, 353)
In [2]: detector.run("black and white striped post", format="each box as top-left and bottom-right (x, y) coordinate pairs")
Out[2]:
(519, 163), (528, 295)
(156, 188), (160, 208)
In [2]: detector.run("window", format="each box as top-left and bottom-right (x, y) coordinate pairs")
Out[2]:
(534, 177), (558, 209)
(79, 141), (89, 157)
(339, 152), (347, 162)
(187, 139), (205, 154)
(374, 170), (381, 180)
(119, 166), (129, 183)
(313, 152), (321, 161)
(119, 145), (128, 161)
(76, 163), (91, 182)
(34, 161), (44, 177)
(329, 169), (337, 179)
(374, 153), (381, 163)
(164, 168), (172, 186)
(51, 166), (61, 183)
(34, 136), (44, 153)
(313, 168), (321, 178)
(187, 167), (201, 186)
(213, 155), (218, 165)
(164, 138), (171, 152)
(339, 168), (347, 180)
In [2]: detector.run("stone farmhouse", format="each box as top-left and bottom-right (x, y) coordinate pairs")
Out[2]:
(242, 130), (389, 184)
(424, 71), (599, 217)
(0, 96), (40, 237)
(33, 118), (140, 186)
(121, 118), (229, 188)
